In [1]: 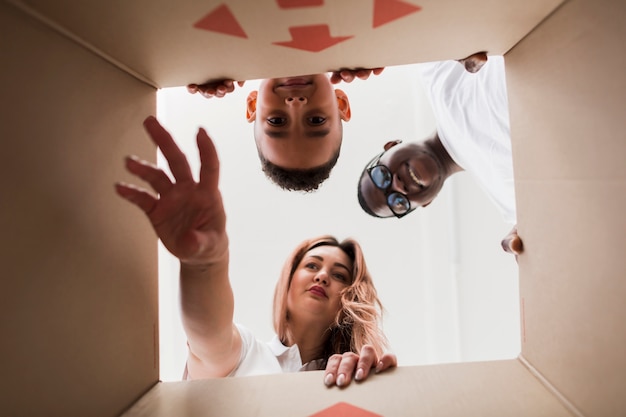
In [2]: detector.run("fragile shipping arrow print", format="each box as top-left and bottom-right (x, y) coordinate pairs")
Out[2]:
(272, 25), (354, 52)
(193, 0), (422, 52)
(193, 4), (248, 38)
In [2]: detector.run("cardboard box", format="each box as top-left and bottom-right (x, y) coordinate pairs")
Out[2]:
(1, 0), (624, 416)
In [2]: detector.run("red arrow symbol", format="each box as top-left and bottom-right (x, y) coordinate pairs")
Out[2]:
(373, 0), (421, 28)
(308, 402), (383, 417)
(273, 24), (353, 52)
(193, 4), (248, 38)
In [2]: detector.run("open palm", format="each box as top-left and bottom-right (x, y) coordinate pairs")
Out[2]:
(116, 116), (227, 265)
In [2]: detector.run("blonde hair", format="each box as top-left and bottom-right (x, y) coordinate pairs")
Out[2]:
(272, 235), (388, 360)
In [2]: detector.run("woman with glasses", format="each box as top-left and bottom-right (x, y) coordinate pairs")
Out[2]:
(116, 116), (396, 387)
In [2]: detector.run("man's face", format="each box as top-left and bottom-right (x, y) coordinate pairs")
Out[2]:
(247, 74), (351, 169)
(359, 142), (446, 218)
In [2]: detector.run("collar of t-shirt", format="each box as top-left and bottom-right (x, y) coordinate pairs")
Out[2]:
(268, 335), (326, 372)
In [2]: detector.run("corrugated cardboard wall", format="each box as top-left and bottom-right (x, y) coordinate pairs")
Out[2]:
(0, 3), (159, 416)
(506, 0), (626, 415)
(3, 0), (626, 415)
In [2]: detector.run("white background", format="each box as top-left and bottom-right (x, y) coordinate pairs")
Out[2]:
(156, 63), (520, 381)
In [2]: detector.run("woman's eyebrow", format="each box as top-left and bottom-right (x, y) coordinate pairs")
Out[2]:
(334, 263), (351, 273)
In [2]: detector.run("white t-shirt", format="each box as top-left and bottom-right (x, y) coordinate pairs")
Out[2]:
(419, 56), (516, 224)
(183, 324), (324, 379)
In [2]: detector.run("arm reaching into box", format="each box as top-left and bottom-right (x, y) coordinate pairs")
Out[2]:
(116, 117), (395, 385)
(115, 116), (241, 378)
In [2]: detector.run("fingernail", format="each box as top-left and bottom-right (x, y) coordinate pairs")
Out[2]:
(375, 361), (383, 373)
(355, 368), (364, 381)
(324, 373), (334, 387)
(336, 374), (346, 387)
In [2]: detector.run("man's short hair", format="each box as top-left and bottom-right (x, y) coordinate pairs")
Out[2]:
(258, 148), (340, 192)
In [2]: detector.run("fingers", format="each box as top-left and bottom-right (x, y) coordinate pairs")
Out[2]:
(124, 155), (173, 195)
(500, 226), (524, 255)
(323, 345), (392, 388)
(374, 352), (398, 374)
(353, 68), (384, 80)
(329, 72), (343, 84)
(458, 51), (488, 73)
(143, 116), (194, 183)
(330, 68), (385, 84)
(324, 352), (359, 387)
(186, 79), (242, 98)
(197, 128), (221, 192)
(115, 182), (157, 215)
(352, 345), (377, 383)
(208, 80), (234, 98)
(338, 70), (356, 83)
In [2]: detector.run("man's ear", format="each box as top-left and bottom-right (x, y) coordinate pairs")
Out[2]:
(334, 89), (351, 122)
(246, 91), (258, 123)
(383, 140), (402, 151)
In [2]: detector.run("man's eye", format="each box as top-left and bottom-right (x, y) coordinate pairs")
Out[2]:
(267, 117), (286, 126)
(307, 116), (326, 126)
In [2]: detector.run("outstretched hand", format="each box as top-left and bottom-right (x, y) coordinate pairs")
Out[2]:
(187, 79), (245, 99)
(323, 345), (397, 388)
(330, 67), (385, 84)
(115, 116), (227, 266)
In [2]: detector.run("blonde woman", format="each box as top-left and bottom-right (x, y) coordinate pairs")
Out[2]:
(116, 116), (396, 387)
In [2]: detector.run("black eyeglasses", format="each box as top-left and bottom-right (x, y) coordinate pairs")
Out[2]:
(366, 151), (414, 218)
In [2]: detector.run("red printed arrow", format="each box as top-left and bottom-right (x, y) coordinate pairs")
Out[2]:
(277, 0), (324, 8)
(373, 0), (421, 28)
(308, 402), (383, 417)
(193, 4), (248, 38)
(273, 24), (353, 52)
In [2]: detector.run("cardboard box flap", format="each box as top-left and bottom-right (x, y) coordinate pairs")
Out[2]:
(12, 0), (564, 87)
(505, 0), (626, 415)
(123, 360), (573, 417)
(0, 2), (158, 416)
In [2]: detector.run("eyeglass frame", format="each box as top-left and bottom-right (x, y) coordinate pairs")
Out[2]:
(365, 150), (416, 219)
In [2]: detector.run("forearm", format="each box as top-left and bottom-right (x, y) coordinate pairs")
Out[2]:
(179, 247), (240, 376)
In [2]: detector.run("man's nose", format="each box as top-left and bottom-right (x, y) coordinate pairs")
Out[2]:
(391, 174), (408, 194)
(285, 96), (308, 106)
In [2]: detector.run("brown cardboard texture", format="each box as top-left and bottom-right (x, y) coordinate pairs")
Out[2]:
(1, 0), (625, 416)
(0, 3), (158, 417)
(10, 0), (561, 86)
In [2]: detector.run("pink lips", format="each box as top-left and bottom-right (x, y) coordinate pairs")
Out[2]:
(279, 77), (311, 87)
(309, 285), (327, 298)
